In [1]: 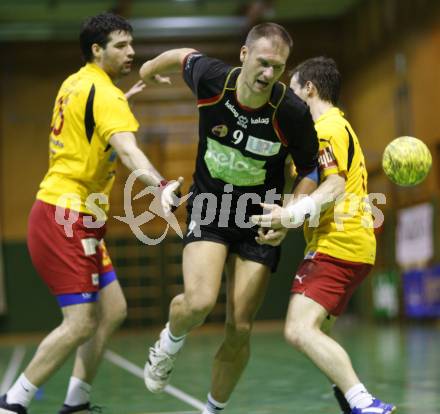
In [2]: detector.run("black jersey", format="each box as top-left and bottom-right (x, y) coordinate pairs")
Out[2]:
(183, 53), (318, 216)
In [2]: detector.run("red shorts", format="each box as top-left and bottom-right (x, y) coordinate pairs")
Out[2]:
(291, 252), (372, 316)
(27, 200), (114, 295)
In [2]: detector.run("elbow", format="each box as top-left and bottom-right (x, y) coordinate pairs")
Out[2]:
(139, 60), (151, 80)
(179, 47), (197, 57)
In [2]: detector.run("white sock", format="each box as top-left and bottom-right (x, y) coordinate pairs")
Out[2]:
(6, 373), (38, 407)
(64, 376), (91, 406)
(345, 383), (374, 409)
(159, 323), (186, 355)
(202, 393), (228, 414)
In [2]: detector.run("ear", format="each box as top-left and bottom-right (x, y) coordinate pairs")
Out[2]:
(305, 81), (316, 97)
(91, 43), (103, 61)
(239, 45), (247, 64)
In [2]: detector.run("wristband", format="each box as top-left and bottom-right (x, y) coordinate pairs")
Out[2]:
(285, 196), (317, 223)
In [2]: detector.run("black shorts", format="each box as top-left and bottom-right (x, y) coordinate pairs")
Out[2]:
(182, 187), (281, 273)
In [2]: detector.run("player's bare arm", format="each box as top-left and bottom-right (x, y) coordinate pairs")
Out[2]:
(110, 131), (184, 214)
(252, 173), (345, 230)
(255, 174), (317, 244)
(110, 131), (165, 186)
(139, 48), (197, 85)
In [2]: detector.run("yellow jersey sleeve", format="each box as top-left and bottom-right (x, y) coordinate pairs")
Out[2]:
(94, 87), (139, 143)
(317, 124), (350, 180)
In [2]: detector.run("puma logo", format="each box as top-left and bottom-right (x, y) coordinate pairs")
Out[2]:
(294, 274), (306, 284)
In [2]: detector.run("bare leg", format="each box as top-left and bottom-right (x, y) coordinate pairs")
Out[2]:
(210, 256), (270, 402)
(144, 241), (229, 393)
(71, 280), (127, 383)
(24, 302), (98, 386)
(168, 241), (228, 336)
(284, 294), (360, 393)
(319, 315), (351, 413)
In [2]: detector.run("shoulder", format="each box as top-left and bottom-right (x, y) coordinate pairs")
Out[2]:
(184, 53), (233, 98)
(277, 87), (310, 119)
(89, 82), (135, 123)
(275, 87), (314, 134)
(94, 81), (127, 103)
(316, 110), (350, 144)
(184, 53), (231, 79)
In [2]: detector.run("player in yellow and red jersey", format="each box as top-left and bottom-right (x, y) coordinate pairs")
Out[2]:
(0, 13), (181, 414)
(252, 57), (395, 414)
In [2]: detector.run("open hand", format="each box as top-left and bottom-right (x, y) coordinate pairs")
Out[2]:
(125, 80), (146, 100)
(161, 177), (184, 216)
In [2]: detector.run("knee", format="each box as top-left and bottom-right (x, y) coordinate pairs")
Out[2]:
(185, 294), (216, 321)
(225, 322), (252, 348)
(63, 315), (98, 345)
(284, 321), (309, 351)
(103, 299), (127, 330)
(115, 301), (128, 327)
(76, 315), (98, 342)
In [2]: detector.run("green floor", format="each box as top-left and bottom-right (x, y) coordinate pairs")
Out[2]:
(1, 321), (440, 414)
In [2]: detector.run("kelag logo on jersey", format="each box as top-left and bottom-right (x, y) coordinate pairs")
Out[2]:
(237, 115), (248, 129)
(211, 124), (228, 138)
(318, 145), (337, 170)
(225, 100), (239, 117)
(225, 99), (248, 129)
(251, 117), (270, 125)
(205, 138), (266, 186)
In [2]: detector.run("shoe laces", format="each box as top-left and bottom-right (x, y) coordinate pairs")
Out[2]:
(149, 343), (175, 377)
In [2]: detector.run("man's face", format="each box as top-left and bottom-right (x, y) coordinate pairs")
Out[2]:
(240, 36), (290, 95)
(290, 73), (308, 102)
(94, 30), (134, 79)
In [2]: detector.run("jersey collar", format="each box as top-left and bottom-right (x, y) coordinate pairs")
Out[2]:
(84, 63), (113, 84)
(315, 107), (343, 124)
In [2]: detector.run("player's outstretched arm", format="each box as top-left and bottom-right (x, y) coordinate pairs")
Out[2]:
(139, 48), (197, 85)
(110, 131), (164, 186)
(305, 172), (346, 211)
(251, 173), (345, 230)
(110, 131), (184, 214)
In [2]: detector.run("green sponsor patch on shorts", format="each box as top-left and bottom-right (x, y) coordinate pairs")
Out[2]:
(204, 138), (266, 186)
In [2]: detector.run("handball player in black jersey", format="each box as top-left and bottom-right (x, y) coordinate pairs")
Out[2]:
(139, 23), (319, 414)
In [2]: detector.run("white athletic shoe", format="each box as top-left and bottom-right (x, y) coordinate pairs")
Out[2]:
(0, 394), (27, 414)
(144, 335), (176, 393)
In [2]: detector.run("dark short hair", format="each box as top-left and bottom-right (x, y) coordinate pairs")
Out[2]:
(79, 13), (133, 62)
(290, 57), (341, 105)
(245, 22), (293, 51)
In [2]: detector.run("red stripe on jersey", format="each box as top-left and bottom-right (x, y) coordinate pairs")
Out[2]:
(273, 116), (288, 147)
(197, 94), (223, 107)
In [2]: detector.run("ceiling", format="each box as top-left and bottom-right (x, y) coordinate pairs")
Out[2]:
(0, 0), (362, 41)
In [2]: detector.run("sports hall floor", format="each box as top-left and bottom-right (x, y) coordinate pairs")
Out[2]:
(1, 321), (439, 414)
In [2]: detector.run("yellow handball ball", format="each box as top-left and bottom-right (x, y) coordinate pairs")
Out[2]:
(382, 136), (432, 186)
